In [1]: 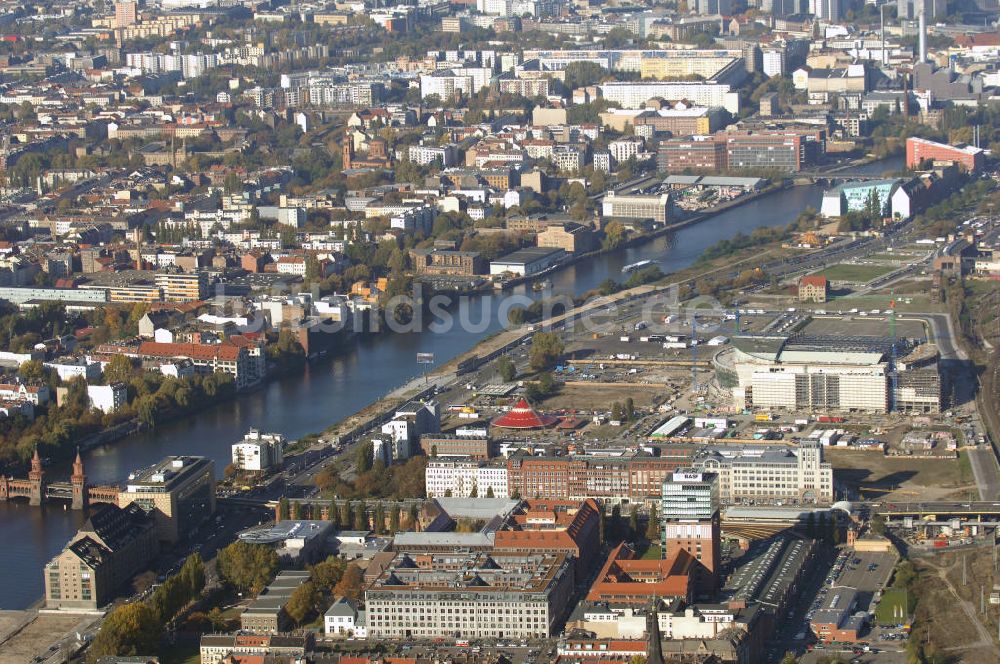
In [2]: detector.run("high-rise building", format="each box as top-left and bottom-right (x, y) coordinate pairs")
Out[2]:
(114, 0), (138, 28)
(661, 470), (721, 597)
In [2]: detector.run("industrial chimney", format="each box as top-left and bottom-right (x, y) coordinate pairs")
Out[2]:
(918, 11), (927, 63)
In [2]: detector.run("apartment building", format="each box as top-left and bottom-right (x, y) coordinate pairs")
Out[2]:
(365, 551), (575, 639)
(44, 502), (157, 610)
(598, 82), (740, 114)
(154, 271), (209, 301)
(117, 456), (216, 543)
(408, 144), (458, 167)
(425, 458), (509, 498)
(135, 337), (263, 390)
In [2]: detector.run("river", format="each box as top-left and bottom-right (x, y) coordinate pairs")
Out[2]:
(0, 155), (903, 609)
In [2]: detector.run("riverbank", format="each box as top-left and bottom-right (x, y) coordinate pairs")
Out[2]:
(3, 159), (897, 609)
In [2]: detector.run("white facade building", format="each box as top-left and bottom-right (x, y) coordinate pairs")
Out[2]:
(232, 429), (286, 472)
(86, 383), (128, 413)
(598, 82), (740, 114)
(694, 442), (833, 505)
(425, 459), (510, 498)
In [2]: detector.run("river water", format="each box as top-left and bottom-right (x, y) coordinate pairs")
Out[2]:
(0, 156), (903, 608)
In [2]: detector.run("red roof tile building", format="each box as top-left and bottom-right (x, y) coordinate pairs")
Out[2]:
(585, 543), (695, 606)
(798, 275), (828, 303)
(133, 335), (265, 389)
(494, 498), (602, 574)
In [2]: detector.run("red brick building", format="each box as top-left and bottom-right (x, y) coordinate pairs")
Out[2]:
(506, 449), (696, 503)
(906, 137), (984, 173)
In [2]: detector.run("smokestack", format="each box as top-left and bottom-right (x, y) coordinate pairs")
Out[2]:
(919, 11), (927, 64)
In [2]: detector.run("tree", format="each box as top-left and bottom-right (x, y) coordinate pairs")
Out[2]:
(355, 441), (373, 474)
(87, 603), (161, 662)
(624, 397), (635, 421)
(278, 497), (290, 521)
(610, 504), (622, 543)
(333, 563), (364, 601)
(645, 507), (660, 543)
(563, 61), (608, 90)
(353, 501), (368, 531)
(389, 503), (401, 533)
(311, 557), (345, 589)
(529, 332), (564, 371)
(611, 402), (623, 422)
(870, 512), (887, 537)
(497, 355), (517, 382)
(216, 541), (279, 594)
(602, 220), (626, 250)
(104, 354), (135, 384)
(408, 503), (419, 530)
(285, 581), (320, 625)
(779, 653), (798, 664)
(485, 486), (495, 498)
(629, 506), (639, 539)
(179, 553), (205, 598)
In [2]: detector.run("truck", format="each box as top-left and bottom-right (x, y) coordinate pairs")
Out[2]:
(754, 413), (775, 422)
(818, 415), (845, 423)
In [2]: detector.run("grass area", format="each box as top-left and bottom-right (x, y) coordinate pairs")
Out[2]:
(640, 544), (662, 560)
(818, 293), (941, 314)
(875, 587), (910, 625)
(958, 450), (973, 484)
(815, 263), (896, 283)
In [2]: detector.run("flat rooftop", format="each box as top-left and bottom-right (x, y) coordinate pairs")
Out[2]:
(124, 456), (212, 493)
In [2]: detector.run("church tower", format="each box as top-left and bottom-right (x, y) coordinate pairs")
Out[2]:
(28, 448), (45, 506)
(71, 448), (87, 510)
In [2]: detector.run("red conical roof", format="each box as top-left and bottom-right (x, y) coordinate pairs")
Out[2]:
(492, 398), (558, 429)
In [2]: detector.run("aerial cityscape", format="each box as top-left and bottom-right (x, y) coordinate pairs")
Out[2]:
(3, 0), (1000, 663)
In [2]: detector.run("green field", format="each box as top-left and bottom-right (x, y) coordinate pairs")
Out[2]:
(815, 263), (897, 283)
(875, 587), (911, 625)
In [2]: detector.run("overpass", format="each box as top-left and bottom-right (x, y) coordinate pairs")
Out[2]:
(874, 501), (1000, 520)
(794, 172), (890, 183)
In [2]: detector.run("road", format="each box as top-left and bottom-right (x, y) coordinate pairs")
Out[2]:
(965, 448), (1000, 500)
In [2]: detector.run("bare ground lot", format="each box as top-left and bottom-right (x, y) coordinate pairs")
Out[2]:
(541, 382), (665, 412)
(825, 449), (975, 501)
(0, 612), (90, 664)
(913, 550), (1000, 663)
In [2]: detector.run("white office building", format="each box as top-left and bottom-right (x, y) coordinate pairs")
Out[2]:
(693, 442), (833, 505)
(425, 459), (509, 498)
(602, 192), (671, 224)
(232, 429), (286, 473)
(598, 82), (740, 114)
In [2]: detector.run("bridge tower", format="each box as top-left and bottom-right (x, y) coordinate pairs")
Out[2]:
(28, 448), (45, 506)
(71, 448), (86, 511)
